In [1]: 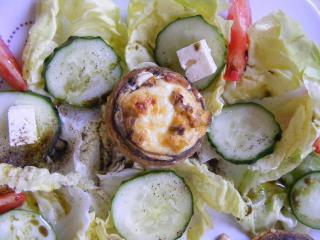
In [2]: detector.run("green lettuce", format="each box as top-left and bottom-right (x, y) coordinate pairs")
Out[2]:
(88, 156), (320, 237)
(283, 152), (320, 185)
(126, 0), (230, 70)
(201, 11), (320, 234)
(223, 11), (320, 103)
(22, 0), (127, 90)
(241, 88), (316, 174)
(304, 67), (320, 127)
(204, 11), (320, 195)
(240, 153), (320, 234)
(239, 183), (298, 235)
(19, 187), (92, 240)
(86, 213), (123, 240)
(173, 159), (248, 219)
(86, 169), (143, 240)
(172, 159), (248, 239)
(220, 10), (320, 111)
(204, 87), (317, 194)
(238, 12), (320, 193)
(0, 163), (95, 192)
(87, 159), (248, 240)
(33, 187), (92, 240)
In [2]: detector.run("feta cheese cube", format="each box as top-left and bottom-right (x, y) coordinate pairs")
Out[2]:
(8, 105), (38, 147)
(176, 39), (217, 83)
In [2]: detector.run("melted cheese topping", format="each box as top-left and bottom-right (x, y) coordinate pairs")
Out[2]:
(118, 73), (209, 156)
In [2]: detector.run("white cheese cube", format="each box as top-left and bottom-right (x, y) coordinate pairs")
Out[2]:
(8, 105), (38, 147)
(176, 39), (217, 83)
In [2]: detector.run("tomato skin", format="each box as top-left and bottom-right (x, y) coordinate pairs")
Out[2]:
(227, 0), (252, 28)
(224, 0), (252, 82)
(0, 38), (27, 91)
(314, 137), (320, 154)
(0, 186), (26, 214)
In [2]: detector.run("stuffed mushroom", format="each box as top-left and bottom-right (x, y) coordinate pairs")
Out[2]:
(105, 66), (211, 166)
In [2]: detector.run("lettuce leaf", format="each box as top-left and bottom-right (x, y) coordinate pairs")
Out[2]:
(197, 138), (249, 189)
(172, 159), (248, 239)
(18, 187), (93, 240)
(173, 159), (248, 219)
(86, 213), (123, 240)
(240, 153), (320, 235)
(22, 0), (127, 90)
(33, 187), (92, 240)
(126, 0), (230, 70)
(249, 88), (316, 171)
(185, 197), (212, 240)
(303, 67), (320, 127)
(205, 87), (317, 194)
(212, 12), (320, 233)
(283, 152), (320, 186)
(86, 204), (209, 240)
(238, 156), (320, 235)
(236, 12), (320, 193)
(223, 11), (320, 103)
(0, 163), (95, 192)
(204, 11), (320, 195)
(87, 159), (248, 240)
(202, 76), (226, 117)
(234, 91), (316, 193)
(239, 183), (298, 235)
(86, 169), (141, 240)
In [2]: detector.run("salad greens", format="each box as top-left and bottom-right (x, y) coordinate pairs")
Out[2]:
(220, 11), (320, 193)
(239, 183), (297, 234)
(86, 159), (248, 240)
(173, 159), (248, 219)
(204, 11), (320, 234)
(2, 0), (319, 239)
(283, 152), (320, 185)
(20, 187), (92, 239)
(126, 0), (231, 70)
(35, 188), (92, 239)
(241, 153), (320, 234)
(238, 89), (316, 192)
(173, 159), (248, 240)
(22, 0), (127, 91)
(223, 11), (320, 102)
(127, 2), (320, 230)
(170, 7), (320, 236)
(86, 214), (122, 240)
(0, 163), (94, 192)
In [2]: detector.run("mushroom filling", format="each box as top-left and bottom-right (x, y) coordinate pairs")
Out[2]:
(114, 69), (210, 156)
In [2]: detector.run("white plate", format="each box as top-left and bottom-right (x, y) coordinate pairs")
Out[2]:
(0, 0), (320, 239)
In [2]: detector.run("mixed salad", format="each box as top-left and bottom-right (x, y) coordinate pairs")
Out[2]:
(0, 0), (320, 239)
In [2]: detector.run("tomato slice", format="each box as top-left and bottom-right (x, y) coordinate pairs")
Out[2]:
(0, 38), (27, 91)
(224, 0), (252, 81)
(0, 186), (26, 214)
(314, 137), (320, 154)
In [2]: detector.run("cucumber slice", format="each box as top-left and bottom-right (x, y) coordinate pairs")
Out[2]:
(111, 171), (193, 240)
(0, 210), (56, 239)
(208, 103), (281, 164)
(154, 15), (226, 90)
(289, 171), (320, 229)
(0, 91), (60, 167)
(44, 36), (122, 107)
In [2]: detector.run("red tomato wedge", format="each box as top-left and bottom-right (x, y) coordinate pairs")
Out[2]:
(224, 0), (252, 81)
(0, 38), (27, 91)
(314, 137), (320, 154)
(0, 186), (26, 214)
